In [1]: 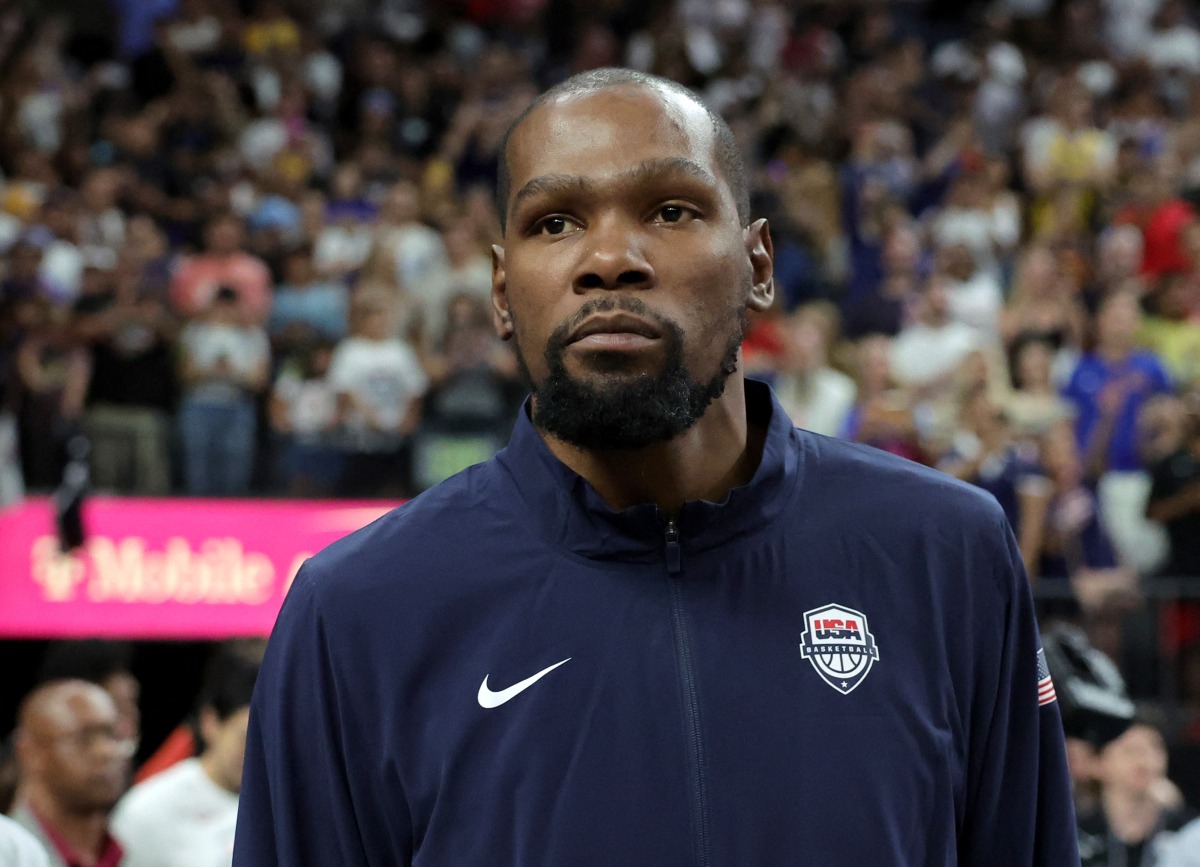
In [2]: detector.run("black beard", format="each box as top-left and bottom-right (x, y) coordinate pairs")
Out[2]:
(513, 296), (745, 451)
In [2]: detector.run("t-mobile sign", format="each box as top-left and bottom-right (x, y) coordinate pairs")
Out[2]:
(0, 497), (398, 638)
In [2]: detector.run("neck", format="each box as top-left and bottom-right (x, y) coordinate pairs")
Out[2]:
(1104, 788), (1162, 842)
(25, 787), (110, 864)
(1100, 341), (1132, 363)
(540, 383), (762, 516)
(199, 751), (236, 794)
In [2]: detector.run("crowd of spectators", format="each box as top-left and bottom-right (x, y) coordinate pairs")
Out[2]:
(4, 0), (1200, 856)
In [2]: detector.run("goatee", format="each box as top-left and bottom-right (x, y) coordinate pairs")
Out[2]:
(513, 296), (745, 451)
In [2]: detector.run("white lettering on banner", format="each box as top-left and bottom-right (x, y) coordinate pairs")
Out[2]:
(29, 535), (278, 605)
(30, 537), (86, 601)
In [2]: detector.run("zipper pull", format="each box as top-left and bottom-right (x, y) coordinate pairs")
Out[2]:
(664, 518), (682, 576)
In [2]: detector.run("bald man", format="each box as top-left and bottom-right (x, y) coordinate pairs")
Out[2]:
(9, 680), (132, 867)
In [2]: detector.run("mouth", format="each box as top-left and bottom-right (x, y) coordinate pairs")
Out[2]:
(567, 313), (663, 349)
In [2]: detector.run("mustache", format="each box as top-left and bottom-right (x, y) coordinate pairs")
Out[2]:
(548, 296), (678, 350)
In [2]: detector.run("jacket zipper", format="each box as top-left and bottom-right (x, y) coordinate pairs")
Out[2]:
(665, 518), (710, 866)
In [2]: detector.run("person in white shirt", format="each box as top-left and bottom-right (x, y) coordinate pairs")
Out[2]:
(112, 653), (260, 867)
(890, 273), (981, 392)
(0, 815), (50, 867)
(328, 290), (429, 496)
(773, 307), (856, 437)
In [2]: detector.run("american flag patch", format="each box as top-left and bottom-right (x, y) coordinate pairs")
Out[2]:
(1037, 648), (1057, 706)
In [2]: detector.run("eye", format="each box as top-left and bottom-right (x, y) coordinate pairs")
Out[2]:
(533, 215), (582, 236)
(654, 204), (697, 225)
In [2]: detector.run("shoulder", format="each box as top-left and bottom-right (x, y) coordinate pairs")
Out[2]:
(297, 458), (512, 608)
(794, 431), (1010, 552)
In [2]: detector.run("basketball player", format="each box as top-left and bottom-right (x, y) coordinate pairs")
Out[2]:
(235, 69), (1077, 864)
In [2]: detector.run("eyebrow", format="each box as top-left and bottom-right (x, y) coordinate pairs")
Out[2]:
(510, 156), (719, 214)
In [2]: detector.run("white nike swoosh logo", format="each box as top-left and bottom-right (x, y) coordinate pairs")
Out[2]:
(477, 658), (571, 709)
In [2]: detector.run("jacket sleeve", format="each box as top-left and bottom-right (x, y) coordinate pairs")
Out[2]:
(958, 516), (1079, 866)
(233, 566), (412, 866)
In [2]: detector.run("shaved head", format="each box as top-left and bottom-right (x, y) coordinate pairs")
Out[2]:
(16, 680), (130, 814)
(496, 68), (749, 232)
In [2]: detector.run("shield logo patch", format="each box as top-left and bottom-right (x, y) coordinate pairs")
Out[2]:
(799, 604), (880, 695)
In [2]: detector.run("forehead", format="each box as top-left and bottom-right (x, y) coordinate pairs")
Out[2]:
(507, 85), (720, 192)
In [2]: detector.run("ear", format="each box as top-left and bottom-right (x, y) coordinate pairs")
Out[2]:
(491, 244), (514, 341)
(744, 218), (774, 314)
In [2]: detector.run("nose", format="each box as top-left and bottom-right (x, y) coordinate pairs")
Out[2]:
(573, 214), (654, 292)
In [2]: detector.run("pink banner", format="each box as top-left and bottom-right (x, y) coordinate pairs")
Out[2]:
(0, 497), (400, 638)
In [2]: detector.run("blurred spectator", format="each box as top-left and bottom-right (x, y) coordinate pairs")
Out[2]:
(940, 385), (1050, 575)
(937, 242), (1004, 338)
(111, 651), (259, 867)
(414, 216), (493, 349)
(9, 680), (133, 867)
(774, 305), (856, 437)
(269, 338), (341, 497)
(844, 334), (923, 462)
(1004, 335), (1077, 441)
(370, 180), (447, 294)
(328, 290), (428, 497)
(843, 222), (922, 340)
(1064, 290), (1172, 573)
(313, 163), (376, 281)
(177, 287), (269, 496)
(1000, 245), (1086, 378)
(1138, 273), (1200, 389)
(890, 274), (979, 395)
(1144, 392), (1200, 699)
(1037, 421), (1133, 614)
(928, 166), (1020, 282)
(267, 245), (348, 352)
(170, 214), (271, 325)
(1113, 166), (1196, 282)
(13, 298), (89, 490)
(74, 259), (176, 495)
(412, 294), (520, 489)
(1022, 76), (1116, 240)
(1075, 719), (1194, 866)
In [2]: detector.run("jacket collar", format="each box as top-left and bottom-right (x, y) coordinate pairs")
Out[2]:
(497, 379), (801, 565)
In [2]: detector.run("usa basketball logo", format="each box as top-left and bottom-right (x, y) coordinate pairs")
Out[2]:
(799, 604), (880, 695)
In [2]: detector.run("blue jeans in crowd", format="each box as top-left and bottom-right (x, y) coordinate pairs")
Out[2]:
(178, 396), (257, 496)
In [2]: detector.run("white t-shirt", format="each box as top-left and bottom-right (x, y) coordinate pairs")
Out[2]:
(890, 321), (980, 387)
(376, 224), (448, 292)
(111, 758), (238, 867)
(327, 336), (429, 447)
(0, 814), (49, 867)
(180, 322), (270, 403)
(273, 370), (339, 439)
(774, 368), (857, 438)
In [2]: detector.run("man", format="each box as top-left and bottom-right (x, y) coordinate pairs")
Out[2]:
(1063, 289), (1172, 573)
(236, 68), (1077, 864)
(111, 652), (259, 867)
(10, 680), (132, 867)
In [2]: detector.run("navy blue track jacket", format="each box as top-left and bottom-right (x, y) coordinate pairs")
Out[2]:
(235, 380), (1079, 866)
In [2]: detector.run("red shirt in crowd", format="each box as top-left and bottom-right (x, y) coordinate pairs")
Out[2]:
(1114, 198), (1196, 279)
(169, 252), (272, 323)
(32, 805), (124, 867)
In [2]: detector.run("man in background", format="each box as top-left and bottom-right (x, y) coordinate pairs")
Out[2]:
(112, 651), (259, 867)
(9, 680), (132, 867)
